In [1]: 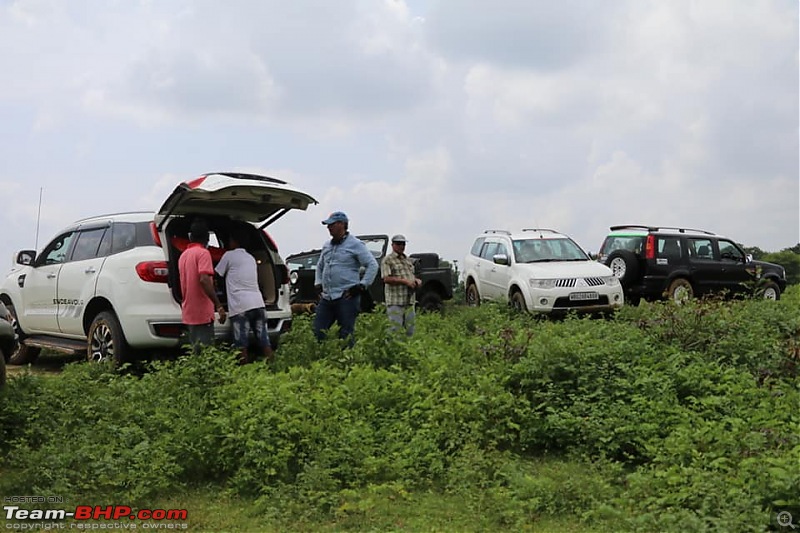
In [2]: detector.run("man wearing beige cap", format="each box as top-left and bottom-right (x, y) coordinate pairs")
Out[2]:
(381, 234), (422, 336)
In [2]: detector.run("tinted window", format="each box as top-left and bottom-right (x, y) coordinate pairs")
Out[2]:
(480, 241), (506, 260)
(514, 238), (588, 262)
(39, 232), (76, 266)
(718, 239), (744, 261)
(134, 221), (159, 248)
(688, 238), (714, 259)
(112, 223), (138, 254)
(360, 236), (387, 258)
(96, 226), (113, 257)
(657, 237), (683, 259)
(287, 254), (320, 270)
(470, 237), (486, 256)
(71, 227), (108, 261)
(547, 238), (589, 260)
(601, 235), (644, 256)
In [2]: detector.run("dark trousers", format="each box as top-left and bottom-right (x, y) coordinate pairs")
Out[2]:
(313, 295), (361, 346)
(186, 322), (214, 354)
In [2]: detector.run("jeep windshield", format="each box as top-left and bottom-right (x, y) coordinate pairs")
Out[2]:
(286, 251), (321, 272)
(512, 238), (589, 263)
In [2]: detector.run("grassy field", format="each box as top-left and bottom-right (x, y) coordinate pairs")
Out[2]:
(2, 288), (798, 532)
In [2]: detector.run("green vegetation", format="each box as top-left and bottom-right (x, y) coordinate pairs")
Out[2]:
(1, 288), (799, 532)
(743, 244), (800, 285)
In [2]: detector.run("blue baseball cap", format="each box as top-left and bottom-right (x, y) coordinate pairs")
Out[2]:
(321, 211), (348, 225)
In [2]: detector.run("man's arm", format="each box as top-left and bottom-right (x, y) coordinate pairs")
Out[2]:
(199, 274), (227, 324)
(358, 245), (379, 288)
(214, 253), (229, 277)
(381, 257), (415, 288)
(314, 246), (326, 287)
(197, 250), (227, 324)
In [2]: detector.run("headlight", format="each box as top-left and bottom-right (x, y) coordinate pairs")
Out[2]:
(530, 278), (556, 289)
(290, 271), (298, 285)
(604, 276), (620, 286)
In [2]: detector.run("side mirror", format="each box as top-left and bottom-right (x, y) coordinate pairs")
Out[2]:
(16, 250), (36, 266)
(745, 254), (753, 263)
(493, 253), (509, 266)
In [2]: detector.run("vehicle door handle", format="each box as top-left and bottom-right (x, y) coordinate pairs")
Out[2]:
(85, 267), (96, 274)
(47, 273), (57, 279)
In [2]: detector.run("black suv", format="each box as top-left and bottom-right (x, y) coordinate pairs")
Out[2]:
(597, 225), (787, 304)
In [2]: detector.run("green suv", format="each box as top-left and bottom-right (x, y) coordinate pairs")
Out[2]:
(597, 225), (786, 304)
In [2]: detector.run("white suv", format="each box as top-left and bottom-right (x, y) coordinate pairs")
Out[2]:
(0, 172), (317, 365)
(463, 229), (624, 314)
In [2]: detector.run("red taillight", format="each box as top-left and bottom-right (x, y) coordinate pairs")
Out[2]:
(136, 261), (169, 283)
(645, 235), (656, 260)
(278, 264), (290, 285)
(149, 222), (162, 247)
(185, 176), (207, 189)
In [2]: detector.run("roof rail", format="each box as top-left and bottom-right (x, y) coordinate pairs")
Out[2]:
(521, 228), (559, 234)
(73, 211), (154, 223)
(610, 225), (717, 236)
(483, 229), (511, 235)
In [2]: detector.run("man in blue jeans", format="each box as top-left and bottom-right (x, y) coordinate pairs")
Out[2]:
(313, 211), (379, 346)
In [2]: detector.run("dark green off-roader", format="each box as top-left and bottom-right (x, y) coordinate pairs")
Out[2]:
(286, 234), (454, 312)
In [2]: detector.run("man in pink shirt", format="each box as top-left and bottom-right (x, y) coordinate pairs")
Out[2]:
(178, 219), (226, 353)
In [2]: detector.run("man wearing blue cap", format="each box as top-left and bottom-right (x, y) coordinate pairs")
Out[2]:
(313, 211), (379, 346)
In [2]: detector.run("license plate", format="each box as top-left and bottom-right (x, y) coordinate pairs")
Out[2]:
(569, 291), (599, 301)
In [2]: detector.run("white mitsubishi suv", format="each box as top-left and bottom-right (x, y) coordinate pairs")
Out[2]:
(0, 172), (317, 365)
(463, 229), (624, 314)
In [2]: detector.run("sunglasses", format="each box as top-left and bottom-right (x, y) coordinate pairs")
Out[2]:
(393, 241), (406, 246)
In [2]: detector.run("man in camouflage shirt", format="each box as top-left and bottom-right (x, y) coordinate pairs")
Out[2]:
(381, 234), (422, 336)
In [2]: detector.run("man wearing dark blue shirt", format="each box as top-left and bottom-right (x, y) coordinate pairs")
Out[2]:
(313, 211), (379, 346)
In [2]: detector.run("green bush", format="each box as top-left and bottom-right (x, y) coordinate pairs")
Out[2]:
(1, 287), (798, 531)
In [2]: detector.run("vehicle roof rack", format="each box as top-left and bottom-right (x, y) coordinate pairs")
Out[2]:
(521, 228), (559, 234)
(609, 225), (717, 236)
(483, 229), (511, 235)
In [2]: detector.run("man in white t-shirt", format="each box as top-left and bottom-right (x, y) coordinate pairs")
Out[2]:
(215, 228), (273, 364)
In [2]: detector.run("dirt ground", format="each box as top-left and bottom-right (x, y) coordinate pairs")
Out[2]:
(6, 351), (80, 377)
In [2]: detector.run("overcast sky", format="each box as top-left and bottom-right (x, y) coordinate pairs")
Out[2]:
(1, 0), (797, 271)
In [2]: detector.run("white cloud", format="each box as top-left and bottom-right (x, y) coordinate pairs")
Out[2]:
(0, 0), (796, 273)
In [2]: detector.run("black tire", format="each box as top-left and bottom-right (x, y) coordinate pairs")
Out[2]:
(510, 291), (526, 312)
(760, 280), (781, 301)
(418, 291), (443, 313)
(87, 311), (130, 364)
(465, 283), (480, 307)
(666, 278), (693, 304)
(605, 250), (640, 285)
(5, 302), (41, 365)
